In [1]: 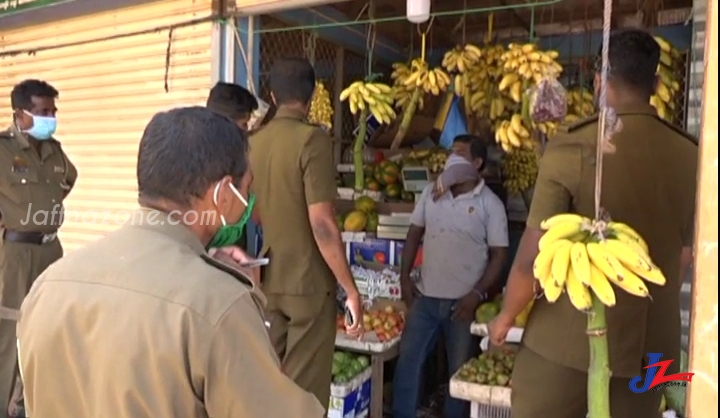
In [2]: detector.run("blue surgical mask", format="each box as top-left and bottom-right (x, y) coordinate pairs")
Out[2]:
(22, 110), (57, 141)
(207, 182), (255, 249)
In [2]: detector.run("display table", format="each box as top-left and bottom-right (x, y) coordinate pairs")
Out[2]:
(335, 336), (400, 418)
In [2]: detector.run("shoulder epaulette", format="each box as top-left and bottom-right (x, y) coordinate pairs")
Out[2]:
(201, 253), (254, 289)
(557, 114), (599, 134)
(652, 115), (698, 145)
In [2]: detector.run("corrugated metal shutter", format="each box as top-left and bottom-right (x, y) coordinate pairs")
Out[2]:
(0, 0), (213, 253)
(680, 0), (707, 351)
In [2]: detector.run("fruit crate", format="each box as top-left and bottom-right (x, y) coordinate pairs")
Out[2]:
(471, 323), (524, 343)
(449, 371), (512, 407)
(337, 187), (383, 202)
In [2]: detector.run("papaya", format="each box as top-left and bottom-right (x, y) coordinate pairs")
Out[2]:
(365, 211), (379, 233)
(384, 183), (402, 199)
(343, 210), (368, 232)
(379, 161), (400, 185)
(354, 196), (377, 213)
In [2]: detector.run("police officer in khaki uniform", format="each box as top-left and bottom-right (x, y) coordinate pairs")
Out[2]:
(488, 30), (697, 418)
(16, 107), (324, 418)
(0, 79), (77, 414)
(249, 57), (363, 409)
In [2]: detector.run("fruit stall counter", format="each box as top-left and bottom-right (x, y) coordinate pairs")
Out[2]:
(449, 350), (516, 418)
(335, 301), (406, 418)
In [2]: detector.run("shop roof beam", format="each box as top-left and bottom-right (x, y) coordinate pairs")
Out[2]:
(270, 5), (406, 64)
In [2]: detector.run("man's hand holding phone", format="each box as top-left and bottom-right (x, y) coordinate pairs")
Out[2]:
(344, 290), (364, 338)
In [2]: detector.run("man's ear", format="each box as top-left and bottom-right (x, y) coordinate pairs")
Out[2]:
(473, 158), (484, 170)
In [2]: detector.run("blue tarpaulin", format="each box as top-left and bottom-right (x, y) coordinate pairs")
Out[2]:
(438, 95), (468, 149)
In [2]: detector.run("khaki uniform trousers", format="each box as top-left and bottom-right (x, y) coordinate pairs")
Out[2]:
(511, 345), (663, 418)
(266, 293), (337, 410)
(0, 239), (62, 413)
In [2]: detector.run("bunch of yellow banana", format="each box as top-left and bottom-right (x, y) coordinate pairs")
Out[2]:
(307, 81), (333, 131)
(500, 43), (563, 87)
(398, 58), (451, 96)
(533, 213), (667, 311)
(501, 148), (538, 195)
(442, 44), (483, 73)
(390, 61), (425, 111)
(651, 36), (682, 123)
(494, 114), (533, 152)
(535, 120), (560, 139)
(567, 88), (596, 117)
(339, 80), (397, 125)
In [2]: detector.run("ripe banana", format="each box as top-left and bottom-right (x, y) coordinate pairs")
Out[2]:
(606, 264), (650, 298)
(550, 240), (573, 287)
(307, 81), (333, 131)
(585, 242), (622, 282)
(540, 213), (587, 230)
(569, 242), (592, 286)
(543, 279), (564, 303)
(565, 267), (592, 311)
(339, 80), (397, 125)
(538, 220), (585, 251)
(533, 238), (572, 282)
(589, 263), (617, 307)
(602, 239), (667, 286)
(442, 44), (483, 73)
(501, 149), (537, 195)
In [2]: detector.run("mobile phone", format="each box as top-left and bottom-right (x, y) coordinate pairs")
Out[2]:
(239, 258), (269, 268)
(344, 308), (355, 327)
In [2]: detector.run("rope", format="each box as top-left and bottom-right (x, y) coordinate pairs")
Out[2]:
(594, 0), (614, 221)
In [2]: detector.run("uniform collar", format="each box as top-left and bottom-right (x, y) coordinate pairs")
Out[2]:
(6, 124), (57, 159)
(128, 208), (207, 255)
(273, 107), (306, 121)
(613, 103), (657, 116)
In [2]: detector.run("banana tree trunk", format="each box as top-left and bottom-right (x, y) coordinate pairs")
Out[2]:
(587, 294), (611, 418)
(353, 106), (370, 193)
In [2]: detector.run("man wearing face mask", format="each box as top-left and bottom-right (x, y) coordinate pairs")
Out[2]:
(16, 107), (325, 418)
(249, 57), (363, 410)
(0, 79), (77, 416)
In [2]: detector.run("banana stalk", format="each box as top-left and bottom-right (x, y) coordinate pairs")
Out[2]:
(390, 88), (422, 150)
(353, 106), (370, 192)
(587, 295), (611, 418)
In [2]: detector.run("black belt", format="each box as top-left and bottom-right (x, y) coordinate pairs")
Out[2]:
(2, 230), (58, 245)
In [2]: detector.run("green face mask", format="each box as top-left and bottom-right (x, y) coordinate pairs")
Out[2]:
(207, 182), (256, 249)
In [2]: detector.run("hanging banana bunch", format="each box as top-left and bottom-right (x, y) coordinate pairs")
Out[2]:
(501, 148), (538, 196)
(339, 80), (397, 125)
(307, 81), (334, 131)
(466, 44), (506, 118)
(651, 36), (683, 123)
(533, 214), (666, 313)
(441, 43), (483, 98)
(493, 43), (563, 153)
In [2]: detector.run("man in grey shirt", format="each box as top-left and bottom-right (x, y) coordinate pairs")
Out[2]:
(393, 139), (509, 418)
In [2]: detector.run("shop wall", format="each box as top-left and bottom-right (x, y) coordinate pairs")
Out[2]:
(0, 0), (216, 252)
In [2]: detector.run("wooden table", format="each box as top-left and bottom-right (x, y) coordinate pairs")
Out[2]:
(336, 340), (400, 418)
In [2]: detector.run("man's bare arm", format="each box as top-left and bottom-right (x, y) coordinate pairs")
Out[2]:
(308, 202), (359, 296)
(498, 229), (542, 321)
(401, 225), (424, 280)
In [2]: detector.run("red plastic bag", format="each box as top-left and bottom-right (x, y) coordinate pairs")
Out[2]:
(529, 72), (568, 123)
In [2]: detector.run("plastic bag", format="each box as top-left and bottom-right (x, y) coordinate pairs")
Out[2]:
(664, 350), (688, 414)
(529, 73), (568, 123)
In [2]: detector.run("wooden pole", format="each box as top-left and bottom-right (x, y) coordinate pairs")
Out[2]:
(687, 0), (718, 417)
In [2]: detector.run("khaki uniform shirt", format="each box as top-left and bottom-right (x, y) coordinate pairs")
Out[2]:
(523, 104), (697, 378)
(249, 108), (338, 295)
(0, 125), (77, 233)
(17, 209), (325, 418)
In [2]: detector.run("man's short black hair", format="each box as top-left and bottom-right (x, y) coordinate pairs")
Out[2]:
(453, 134), (488, 164)
(10, 79), (59, 110)
(137, 106), (249, 207)
(269, 57), (316, 105)
(595, 29), (660, 97)
(206, 82), (258, 120)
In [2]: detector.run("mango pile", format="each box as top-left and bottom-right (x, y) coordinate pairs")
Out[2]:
(456, 351), (516, 387)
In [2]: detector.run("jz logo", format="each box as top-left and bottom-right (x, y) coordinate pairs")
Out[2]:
(629, 353), (694, 393)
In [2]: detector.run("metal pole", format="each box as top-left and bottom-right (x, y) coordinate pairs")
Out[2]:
(333, 46), (345, 166)
(687, 0), (718, 417)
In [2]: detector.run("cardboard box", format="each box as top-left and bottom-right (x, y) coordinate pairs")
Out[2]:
(328, 388), (359, 418)
(352, 262), (402, 301)
(392, 241), (423, 267)
(355, 371), (372, 417)
(347, 238), (393, 265)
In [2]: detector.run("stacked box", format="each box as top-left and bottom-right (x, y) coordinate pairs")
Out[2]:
(354, 368), (372, 417)
(328, 367), (372, 418)
(347, 238), (393, 266)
